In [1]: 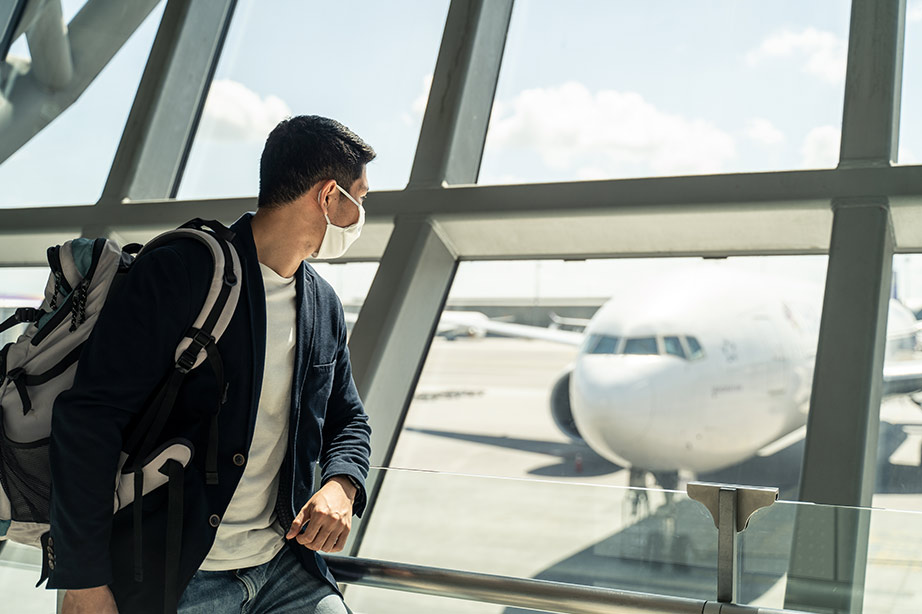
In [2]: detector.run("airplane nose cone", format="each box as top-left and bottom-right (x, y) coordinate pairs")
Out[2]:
(571, 355), (663, 466)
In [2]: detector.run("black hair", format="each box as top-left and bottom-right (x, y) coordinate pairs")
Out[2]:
(257, 115), (376, 208)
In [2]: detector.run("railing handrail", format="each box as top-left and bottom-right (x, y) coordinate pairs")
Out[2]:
(324, 555), (809, 614)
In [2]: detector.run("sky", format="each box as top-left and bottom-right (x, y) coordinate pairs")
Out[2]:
(2, 0), (922, 303)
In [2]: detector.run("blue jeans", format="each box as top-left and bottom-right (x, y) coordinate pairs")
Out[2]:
(177, 546), (352, 614)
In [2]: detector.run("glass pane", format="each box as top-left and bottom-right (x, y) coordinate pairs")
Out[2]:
(355, 469), (922, 612)
(686, 336), (705, 359)
(480, 0), (850, 184)
(584, 333), (619, 354)
(0, 2), (165, 208)
(898, 0), (922, 165)
(740, 499), (922, 611)
(0, 541), (56, 613)
(353, 468), (716, 613)
(307, 262), (379, 340)
(177, 0), (450, 199)
(623, 336), (658, 355)
(0, 267), (47, 346)
(664, 335), (686, 359)
(391, 256), (828, 503)
(873, 253), (922, 512)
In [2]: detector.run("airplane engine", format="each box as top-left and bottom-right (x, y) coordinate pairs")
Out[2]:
(550, 367), (583, 442)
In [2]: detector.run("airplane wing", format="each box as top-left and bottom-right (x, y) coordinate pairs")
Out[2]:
(549, 313), (592, 330)
(447, 315), (584, 346)
(343, 309), (584, 345)
(883, 359), (922, 396)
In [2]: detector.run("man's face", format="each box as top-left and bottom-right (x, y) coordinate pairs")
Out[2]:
(327, 166), (369, 228)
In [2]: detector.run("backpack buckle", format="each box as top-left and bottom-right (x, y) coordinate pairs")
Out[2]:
(176, 330), (214, 374)
(16, 307), (44, 323)
(176, 351), (197, 374)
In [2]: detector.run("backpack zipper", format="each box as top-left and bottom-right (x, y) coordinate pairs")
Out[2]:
(47, 246), (73, 309)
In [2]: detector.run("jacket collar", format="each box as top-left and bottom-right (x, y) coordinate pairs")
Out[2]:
(229, 213), (316, 419)
(230, 213), (266, 435)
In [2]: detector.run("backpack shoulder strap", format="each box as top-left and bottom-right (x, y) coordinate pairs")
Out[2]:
(138, 222), (241, 370)
(124, 222), (241, 472)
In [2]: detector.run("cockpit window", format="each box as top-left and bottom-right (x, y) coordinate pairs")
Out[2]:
(686, 336), (705, 359)
(623, 337), (658, 355)
(585, 334), (620, 354)
(664, 336), (686, 359)
(583, 333), (703, 360)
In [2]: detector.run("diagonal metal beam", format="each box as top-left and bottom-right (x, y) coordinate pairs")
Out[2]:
(0, 0), (160, 162)
(407, 0), (513, 188)
(100, 0), (236, 203)
(838, 0), (906, 167)
(26, 0), (73, 89)
(787, 1), (906, 612)
(0, 0), (28, 62)
(345, 0), (514, 558)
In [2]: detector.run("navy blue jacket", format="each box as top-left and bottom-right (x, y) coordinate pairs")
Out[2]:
(47, 213), (371, 613)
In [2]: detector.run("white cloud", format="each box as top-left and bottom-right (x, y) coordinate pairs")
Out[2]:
(486, 82), (736, 176)
(747, 28), (847, 83)
(412, 74), (432, 116)
(744, 118), (785, 145)
(199, 79), (291, 141)
(910, 2), (922, 23)
(801, 125), (840, 168)
(403, 74), (433, 125)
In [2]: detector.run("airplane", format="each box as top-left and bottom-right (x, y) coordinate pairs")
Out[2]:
(428, 263), (922, 491)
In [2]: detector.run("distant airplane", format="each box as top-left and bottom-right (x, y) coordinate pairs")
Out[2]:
(419, 264), (922, 490)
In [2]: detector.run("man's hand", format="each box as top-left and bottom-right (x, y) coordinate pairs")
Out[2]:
(61, 586), (118, 614)
(286, 476), (356, 553)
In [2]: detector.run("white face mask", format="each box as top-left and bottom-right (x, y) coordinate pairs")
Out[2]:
(313, 183), (365, 259)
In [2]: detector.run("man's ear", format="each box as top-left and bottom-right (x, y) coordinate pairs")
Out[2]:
(316, 179), (337, 214)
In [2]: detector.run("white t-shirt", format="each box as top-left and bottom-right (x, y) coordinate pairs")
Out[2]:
(200, 262), (297, 570)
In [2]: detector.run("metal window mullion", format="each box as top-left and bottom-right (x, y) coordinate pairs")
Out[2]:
(785, 200), (893, 614)
(838, 0), (906, 167)
(786, 3), (905, 612)
(408, 0), (514, 187)
(99, 0), (237, 204)
(344, 0), (514, 558)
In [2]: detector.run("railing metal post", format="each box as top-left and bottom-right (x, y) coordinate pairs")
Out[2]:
(717, 487), (741, 603)
(688, 482), (779, 604)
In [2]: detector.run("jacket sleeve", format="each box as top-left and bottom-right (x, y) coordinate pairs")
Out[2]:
(47, 246), (196, 589)
(319, 304), (372, 517)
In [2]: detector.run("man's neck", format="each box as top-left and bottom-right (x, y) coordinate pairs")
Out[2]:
(251, 202), (319, 278)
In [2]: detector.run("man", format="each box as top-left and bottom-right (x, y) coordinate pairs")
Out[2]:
(48, 115), (374, 614)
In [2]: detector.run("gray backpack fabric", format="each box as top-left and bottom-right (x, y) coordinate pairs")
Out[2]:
(0, 219), (241, 556)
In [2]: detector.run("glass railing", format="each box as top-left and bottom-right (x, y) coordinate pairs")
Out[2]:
(0, 541), (56, 613)
(346, 467), (922, 614)
(3, 467), (922, 613)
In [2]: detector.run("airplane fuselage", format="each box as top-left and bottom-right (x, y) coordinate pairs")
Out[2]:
(564, 266), (916, 474)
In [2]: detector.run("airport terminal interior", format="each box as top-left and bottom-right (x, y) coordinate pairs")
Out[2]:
(3, 0), (922, 612)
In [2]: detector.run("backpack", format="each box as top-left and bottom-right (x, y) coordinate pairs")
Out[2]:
(0, 219), (241, 593)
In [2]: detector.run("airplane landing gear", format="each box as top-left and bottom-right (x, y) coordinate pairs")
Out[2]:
(628, 468), (650, 518)
(652, 470), (679, 508)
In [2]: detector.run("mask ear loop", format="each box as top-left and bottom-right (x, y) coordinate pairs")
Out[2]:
(318, 186), (334, 225)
